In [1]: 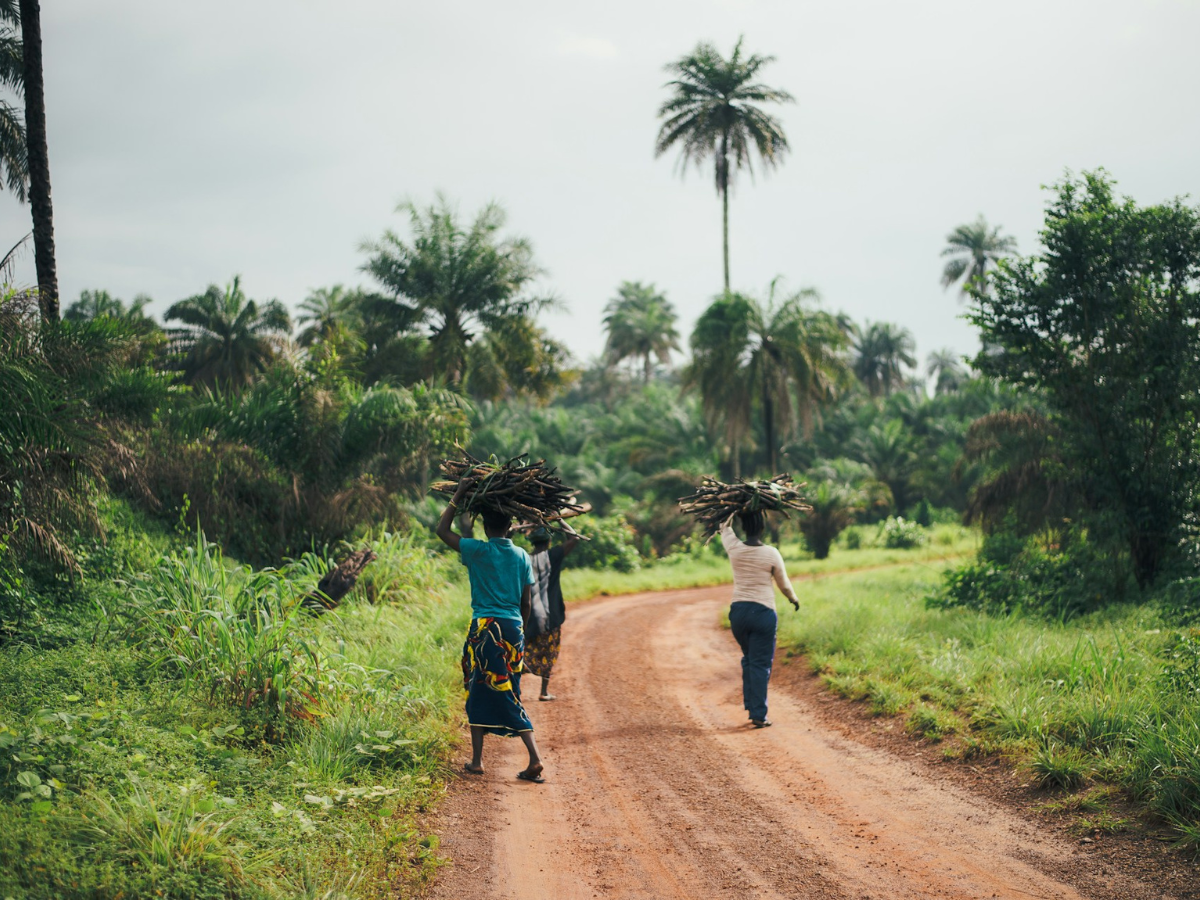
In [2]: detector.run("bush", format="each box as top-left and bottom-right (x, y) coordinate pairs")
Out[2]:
(879, 517), (927, 549)
(562, 512), (642, 572)
(932, 527), (1132, 619)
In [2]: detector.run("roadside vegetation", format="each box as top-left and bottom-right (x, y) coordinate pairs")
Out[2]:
(2, 12), (1199, 888)
(0, 505), (468, 899)
(779, 560), (1200, 850)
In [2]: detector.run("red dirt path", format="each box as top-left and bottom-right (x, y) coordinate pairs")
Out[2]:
(425, 585), (1180, 900)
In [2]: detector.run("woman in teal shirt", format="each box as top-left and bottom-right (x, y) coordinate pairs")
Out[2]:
(437, 481), (545, 783)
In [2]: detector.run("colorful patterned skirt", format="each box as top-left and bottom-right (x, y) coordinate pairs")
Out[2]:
(524, 627), (562, 678)
(461, 617), (533, 736)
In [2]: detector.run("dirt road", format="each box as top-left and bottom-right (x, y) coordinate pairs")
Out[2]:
(427, 585), (1167, 900)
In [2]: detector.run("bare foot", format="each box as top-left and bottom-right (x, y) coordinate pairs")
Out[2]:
(517, 762), (544, 783)
(463, 762), (484, 775)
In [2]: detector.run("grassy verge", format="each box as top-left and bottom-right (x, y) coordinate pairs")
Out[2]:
(0, 524), (469, 899)
(777, 560), (1200, 848)
(562, 523), (978, 602)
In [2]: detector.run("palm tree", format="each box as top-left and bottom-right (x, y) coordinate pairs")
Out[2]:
(855, 419), (916, 512)
(164, 276), (291, 388)
(361, 196), (551, 388)
(656, 37), (793, 292)
(296, 284), (362, 347)
(798, 480), (865, 560)
(853, 322), (916, 397)
(941, 216), (1017, 297)
(12, 0), (56, 320)
(602, 281), (680, 382)
(686, 282), (849, 476)
(926, 349), (966, 395)
(64, 289), (150, 322)
(0, 6), (27, 204)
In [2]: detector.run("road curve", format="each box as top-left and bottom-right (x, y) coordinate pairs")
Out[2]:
(427, 585), (1159, 900)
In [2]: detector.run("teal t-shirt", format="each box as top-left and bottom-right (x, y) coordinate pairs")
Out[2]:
(459, 537), (534, 622)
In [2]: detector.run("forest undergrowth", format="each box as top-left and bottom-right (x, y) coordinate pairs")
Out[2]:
(0, 502), (469, 900)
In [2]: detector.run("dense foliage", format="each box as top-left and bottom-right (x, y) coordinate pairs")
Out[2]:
(964, 172), (1200, 595)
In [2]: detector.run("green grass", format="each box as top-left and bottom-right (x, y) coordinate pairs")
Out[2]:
(775, 559), (1200, 845)
(0, 522), (470, 900)
(562, 523), (978, 601)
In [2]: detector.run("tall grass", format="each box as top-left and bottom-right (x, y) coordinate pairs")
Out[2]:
(0, 524), (470, 898)
(132, 534), (324, 724)
(778, 561), (1200, 847)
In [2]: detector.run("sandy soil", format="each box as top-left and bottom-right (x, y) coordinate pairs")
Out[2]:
(425, 585), (1188, 900)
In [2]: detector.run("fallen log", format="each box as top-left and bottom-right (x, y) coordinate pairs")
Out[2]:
(301, 547), (377, 614)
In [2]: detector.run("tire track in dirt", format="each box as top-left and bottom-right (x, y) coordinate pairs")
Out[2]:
(427, 584), (1163, 900)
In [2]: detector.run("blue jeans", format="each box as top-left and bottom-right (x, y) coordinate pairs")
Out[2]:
(729, 601), (777, 721)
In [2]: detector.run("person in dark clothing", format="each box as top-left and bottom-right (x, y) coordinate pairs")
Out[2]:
(525, 525), (580, 701)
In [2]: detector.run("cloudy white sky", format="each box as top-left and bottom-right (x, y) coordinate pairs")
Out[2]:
(4, 0), (1199, 368)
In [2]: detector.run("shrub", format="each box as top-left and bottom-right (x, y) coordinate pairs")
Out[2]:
(879, 516), (927, 549)
(843, 527), (863, 550)
(562, 512), (641, 572)
(932, 528), (1131, 619)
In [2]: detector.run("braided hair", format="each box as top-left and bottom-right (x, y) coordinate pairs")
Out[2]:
(738, 510), (766, 540)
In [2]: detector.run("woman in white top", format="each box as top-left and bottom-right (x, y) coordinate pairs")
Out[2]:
(720, 510), (799, 728)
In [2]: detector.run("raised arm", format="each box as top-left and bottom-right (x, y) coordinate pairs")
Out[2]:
(435, 480), (471, 552)
(719, 518), (741, 552)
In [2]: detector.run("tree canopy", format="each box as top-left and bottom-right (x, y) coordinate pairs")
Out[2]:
(602, 281), (680, 382)
(941, 216), (1017, 297)
(656, 37), (793, 291)
(361, 196), (554, 391)
(686, 283), (849, 475)
(164, 276), (291, 389)
(970, 171), (1200, 586)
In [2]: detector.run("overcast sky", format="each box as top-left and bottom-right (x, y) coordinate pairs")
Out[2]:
(3, 0), (1198, 368)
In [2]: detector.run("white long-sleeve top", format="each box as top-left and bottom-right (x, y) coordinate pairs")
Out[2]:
(720, 521), (798, 611)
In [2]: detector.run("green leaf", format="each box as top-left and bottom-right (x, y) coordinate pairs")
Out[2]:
(63, 695), (81, 703)
(29, 800), (52, 814)
(15, 771), (40, 788)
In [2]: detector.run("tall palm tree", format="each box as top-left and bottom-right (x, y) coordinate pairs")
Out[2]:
(361, 196), (551, 388)
(602, 281), (680, 382)
(296, 284), (362, 347)
(853, 322), (916, 397)
(656, 37), (793, 292)
(0, 5), (27, 204)
(926, 349), (966, 395)
(12, 0), (56, 320)
(164, 276), (291, 388)
(686, 282), (849, 476)
(941, 215), (1016, 297)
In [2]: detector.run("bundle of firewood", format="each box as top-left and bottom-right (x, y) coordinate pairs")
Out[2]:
(678, 474), (811, 538)
(431, 452), (586, 532)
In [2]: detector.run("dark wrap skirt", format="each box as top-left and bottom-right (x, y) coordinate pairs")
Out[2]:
(461, 617), (534, 736)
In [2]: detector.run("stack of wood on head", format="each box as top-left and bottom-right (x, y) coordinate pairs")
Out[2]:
(678, 474), (812, 539)
(431, 452), (588, 536)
